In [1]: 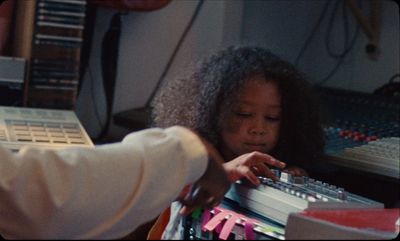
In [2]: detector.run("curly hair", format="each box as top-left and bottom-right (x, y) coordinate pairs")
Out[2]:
(151, 45), (325, 167)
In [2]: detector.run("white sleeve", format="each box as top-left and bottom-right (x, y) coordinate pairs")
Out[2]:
(0, 126), (208, 239)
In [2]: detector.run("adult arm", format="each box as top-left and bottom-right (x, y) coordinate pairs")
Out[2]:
(0, 126), (210, 239)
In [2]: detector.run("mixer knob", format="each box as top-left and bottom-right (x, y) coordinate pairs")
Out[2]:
(337, 189), (347, 200)
(259, 176), (268, 184)
(307, 196), (317, 202)
(292, 176), (305, 185)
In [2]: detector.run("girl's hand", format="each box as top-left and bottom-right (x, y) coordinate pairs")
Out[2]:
(222, 151), (286, 185)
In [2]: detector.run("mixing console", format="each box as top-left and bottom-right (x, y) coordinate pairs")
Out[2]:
(319, 87), (399, 178)
(329, 137), (399, 178)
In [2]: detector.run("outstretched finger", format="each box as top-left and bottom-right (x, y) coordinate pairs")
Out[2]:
(260, 153), (286, 169)
(245, 152), (285, 169)
(245, 152), (285, 180)
(237, 165), (260, 186)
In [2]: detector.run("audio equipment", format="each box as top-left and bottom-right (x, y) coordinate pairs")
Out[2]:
(183, 171), (384, 240)
(0, 106), (93, 152)
(320, 87), (399, 179)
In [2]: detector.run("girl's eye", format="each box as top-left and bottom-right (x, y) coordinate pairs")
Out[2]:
(265, 116), (280, 122)
(234, 112), (252, 117)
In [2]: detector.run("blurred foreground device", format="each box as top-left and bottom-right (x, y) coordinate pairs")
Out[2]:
(285, 208), (400, 240)
(0, 106), (93, 152)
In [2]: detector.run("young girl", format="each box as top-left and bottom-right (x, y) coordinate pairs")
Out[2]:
(150, 45), (325, 239)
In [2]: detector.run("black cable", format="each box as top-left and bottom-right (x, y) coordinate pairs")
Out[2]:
(342, 0), (350, 51)
(144, 0), (205, 107)
(77, 3), (97, 98)
(317, 0), (348, 86)
(93, 0), (204, 140)
(95, 12), (123, 141)
(325, 0), (360, 59)
(315, 54), (345, 86)
(88, 66), (105, 132)
(294, 0), (331, 67)
(388, 73), (400, 83)
(373, 73), (400, 97)
(325, 0), (345, 58)
(316, 0), (361, 86)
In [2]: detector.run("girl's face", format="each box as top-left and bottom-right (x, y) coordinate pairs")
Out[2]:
(219, 77), (281, 160)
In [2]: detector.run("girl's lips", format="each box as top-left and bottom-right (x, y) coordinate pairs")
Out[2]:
(244, 142), (266, 147)
(244, 143), (266, 151)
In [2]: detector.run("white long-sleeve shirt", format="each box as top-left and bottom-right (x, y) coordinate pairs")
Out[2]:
(0, 126), (208, 240)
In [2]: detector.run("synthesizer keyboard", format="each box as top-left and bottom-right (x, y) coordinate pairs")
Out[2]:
(0, 106), (93, 151)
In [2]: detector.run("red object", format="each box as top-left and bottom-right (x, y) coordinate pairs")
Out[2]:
(285, 208), (400, 239)
(339, 130), (349, 137)
(366, 135), (379, 142)
(302, 209), (400, 233)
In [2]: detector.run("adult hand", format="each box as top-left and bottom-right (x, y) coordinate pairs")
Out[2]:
(178, 137), (230, 216)
(223, 151), (286, 185)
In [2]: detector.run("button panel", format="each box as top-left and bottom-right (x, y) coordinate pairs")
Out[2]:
(6, 120), (89, 145)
